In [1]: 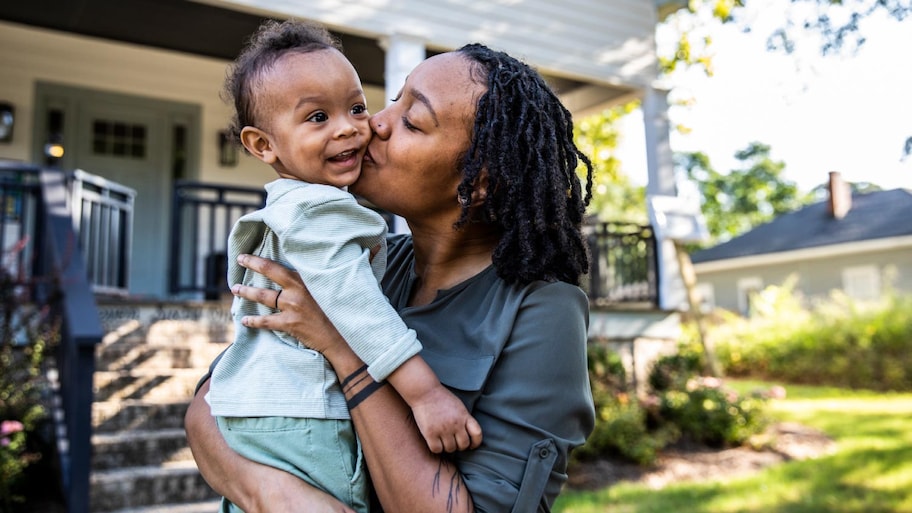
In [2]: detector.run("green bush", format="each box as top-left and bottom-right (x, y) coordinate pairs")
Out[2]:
(575, 345), (673, 465)
(1, 262), (57, 512)
(651, 377), (769, 447)
(575, 344), (771, 466)
(707, 281), (912, 391)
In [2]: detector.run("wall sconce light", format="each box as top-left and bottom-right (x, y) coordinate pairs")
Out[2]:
(0, 102), (14, 143)
(218, 130), (238, 167)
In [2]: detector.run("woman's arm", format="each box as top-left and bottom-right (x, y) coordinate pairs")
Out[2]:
(231, 253), (475, 513)
(184, 380), (359, 513)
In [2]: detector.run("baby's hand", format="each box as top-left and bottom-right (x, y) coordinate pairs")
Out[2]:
(411, 385), (482, 453)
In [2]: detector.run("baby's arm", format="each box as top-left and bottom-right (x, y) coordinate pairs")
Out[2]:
(383, 356), (482, 453)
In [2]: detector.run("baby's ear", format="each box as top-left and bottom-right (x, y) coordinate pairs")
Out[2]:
(240, 126), (276, 164)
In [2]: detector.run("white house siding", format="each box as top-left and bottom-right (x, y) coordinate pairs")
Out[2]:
(0, 20), (387, 186)
(695, 242), (912, 313)
(198, 0), (660, 89)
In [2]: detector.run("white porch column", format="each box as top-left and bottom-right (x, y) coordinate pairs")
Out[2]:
(642, 86), (686, 310)
(379, 33), (426, 235)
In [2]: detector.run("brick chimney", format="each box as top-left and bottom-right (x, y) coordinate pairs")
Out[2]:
(827, 171), (852, 219)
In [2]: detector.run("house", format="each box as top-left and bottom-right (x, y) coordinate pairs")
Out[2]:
(0, 2), (693, 509)
(1, 0), (693, 356)
(692, 172), (912, 315)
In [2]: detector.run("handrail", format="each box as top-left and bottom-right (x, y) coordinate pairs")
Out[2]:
(0, 162), (102, 513)
(40, 168), (103, 513)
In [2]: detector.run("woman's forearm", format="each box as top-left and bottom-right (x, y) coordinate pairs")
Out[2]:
(330, 348), (475, 513)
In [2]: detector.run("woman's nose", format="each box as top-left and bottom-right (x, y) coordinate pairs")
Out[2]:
(369, 112), (390, 139)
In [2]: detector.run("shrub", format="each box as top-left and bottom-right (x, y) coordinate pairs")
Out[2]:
(708, 281), (912, 391)
(1, 251), (58, 512)
(650, 376), (769, 447)
(575, 344), (771, 466)
(575, 345), (672, 465)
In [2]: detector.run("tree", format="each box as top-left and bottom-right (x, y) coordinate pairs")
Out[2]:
(574, 103), (648, 224)
(677, 142), (809, 247)
(663, 0), (912, 157)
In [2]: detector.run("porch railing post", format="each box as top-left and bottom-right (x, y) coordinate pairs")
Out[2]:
(40, 168), (103, 513)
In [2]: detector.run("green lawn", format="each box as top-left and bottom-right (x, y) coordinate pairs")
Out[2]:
(554, 381), (912, 513)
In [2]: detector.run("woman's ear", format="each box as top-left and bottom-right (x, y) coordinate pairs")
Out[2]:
(469, 171), (489, 207)
(240, 126), (277, 164)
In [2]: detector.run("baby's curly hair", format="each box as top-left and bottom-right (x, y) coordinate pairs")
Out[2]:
(455, 43), (594, 286)
(222, 19), (341, 148)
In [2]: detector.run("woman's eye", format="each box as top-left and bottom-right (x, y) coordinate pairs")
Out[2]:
(401, 116), (418, 131)
(307, 112), (328, 123)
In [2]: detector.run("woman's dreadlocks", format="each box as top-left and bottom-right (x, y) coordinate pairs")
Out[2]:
(455, 43), (594, 286)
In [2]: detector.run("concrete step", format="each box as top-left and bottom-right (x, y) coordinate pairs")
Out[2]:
(97, 338), (227, 373)
(90, 301), (230, 512)
(95, 369), (206, 403)
(93, 400), (191, 434)
(105, 499), (222, 513)
(92, 428), (193, 471)
(90, 461), (219, 512)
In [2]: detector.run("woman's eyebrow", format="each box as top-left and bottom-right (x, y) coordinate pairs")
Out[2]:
(408, 88), (440, 127)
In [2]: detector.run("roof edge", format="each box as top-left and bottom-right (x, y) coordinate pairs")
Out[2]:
(693, 234), (912, 273)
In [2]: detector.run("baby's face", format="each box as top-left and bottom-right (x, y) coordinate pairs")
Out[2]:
(257, 48), (370, 188)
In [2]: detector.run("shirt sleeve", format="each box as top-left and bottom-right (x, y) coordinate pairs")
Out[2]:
(457, 282), (595, 512)
(274, 195), (421, 382)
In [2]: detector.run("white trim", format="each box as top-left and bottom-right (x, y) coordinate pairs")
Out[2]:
(693, 235), (912, 273)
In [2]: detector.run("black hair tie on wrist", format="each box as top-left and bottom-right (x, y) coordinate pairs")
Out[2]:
(346, 380), (387, 410)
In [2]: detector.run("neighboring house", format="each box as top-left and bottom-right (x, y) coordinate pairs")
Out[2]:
(692, 172), (912, 315)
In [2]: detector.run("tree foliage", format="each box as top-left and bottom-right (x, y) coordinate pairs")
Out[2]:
(677, 142), (809, 246)
(663, 0), (912, 157)
(574, 102), (648, 224)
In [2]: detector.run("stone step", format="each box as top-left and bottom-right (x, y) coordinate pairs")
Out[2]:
(93, 400), (190, 433)
(95, 369), (206, 403)
(92, 428), (193, 471)
(105, 499), (222, 513)
(97, 302), (234, 346)
(90, 461), (219, 512)
(97, 339), (227, 373)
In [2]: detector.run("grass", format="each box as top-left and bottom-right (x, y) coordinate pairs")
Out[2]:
(554, 380), (912, 513)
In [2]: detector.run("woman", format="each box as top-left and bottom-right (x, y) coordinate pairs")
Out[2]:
(185, 43), (596, 512)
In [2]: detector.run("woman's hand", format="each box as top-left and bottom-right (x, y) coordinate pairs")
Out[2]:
(185, 380), (357, 513)
(230, 254), (348, 358)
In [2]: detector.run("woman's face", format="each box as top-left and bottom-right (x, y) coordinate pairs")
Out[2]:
(351, 52), (485, 225)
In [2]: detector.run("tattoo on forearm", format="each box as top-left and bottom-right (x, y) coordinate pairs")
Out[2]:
(433, 459), (472, 513)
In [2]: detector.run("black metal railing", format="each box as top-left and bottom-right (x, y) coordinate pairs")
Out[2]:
(68, 169), (135, 296)
(0, 162), (102, 513)
(585, 222), (659, 307)
(169, 181), (266, 298)
(168, 182), (659, 307)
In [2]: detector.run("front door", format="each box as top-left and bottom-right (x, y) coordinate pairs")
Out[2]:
(34, 83), (200, 298)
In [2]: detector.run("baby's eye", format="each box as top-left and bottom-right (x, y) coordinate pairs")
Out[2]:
(352, 104), (368, 115)
(307, 112), (328, 123)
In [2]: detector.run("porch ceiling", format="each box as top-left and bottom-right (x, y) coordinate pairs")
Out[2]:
(0, 0), (631, 114)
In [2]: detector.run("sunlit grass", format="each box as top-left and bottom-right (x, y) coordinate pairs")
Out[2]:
(554, 381), (912, 513)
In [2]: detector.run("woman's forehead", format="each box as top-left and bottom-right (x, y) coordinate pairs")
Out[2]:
(408, 53), (484, 119)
